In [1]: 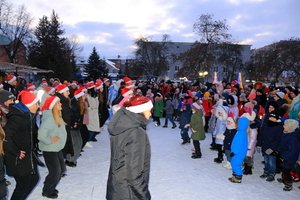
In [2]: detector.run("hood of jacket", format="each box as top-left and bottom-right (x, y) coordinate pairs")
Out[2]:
(108, 107), (148, 136)
(237, 117), (249, 131)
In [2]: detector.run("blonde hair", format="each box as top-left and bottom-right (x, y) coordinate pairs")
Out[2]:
(52, 102), (64, 127)
(0, 126), (5, 155)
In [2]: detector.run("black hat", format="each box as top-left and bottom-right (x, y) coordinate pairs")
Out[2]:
(0, 90), (15, 103)
(269, 111), (280, 121)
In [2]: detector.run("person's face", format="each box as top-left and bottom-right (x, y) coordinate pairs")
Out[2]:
(290, 92), (296, 98)
(143, 109), (152, 120)
(268, 105), (275, 113)
(63, 90), (70, 98)
(4, 98), (14, 107)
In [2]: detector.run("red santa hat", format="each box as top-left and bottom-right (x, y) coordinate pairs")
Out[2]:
(87, 83), (95, 89)
(26, 83), (36, 91)
(18, 90), (39, 108)
(55, 84), (69, 94)
(41, 96), (60, 111)
(74, 88), (85, 99)
(241, 102), (256, 121)
(121, 87), (133, 97)
(123, 76), (135, 88)
(103, 78), (110, 84)
(95, 81), (103, 90)
(5, 74), (17, 84)
(124, 94), (153, 113)
(78, 86), (87, 93)
(41, 80), (48, 87)
(45, 86), (55, 95)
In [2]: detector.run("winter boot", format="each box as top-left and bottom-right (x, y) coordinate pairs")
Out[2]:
(243, 164), (253, 175)
(210, 138), (217, 150)
(228, 174), (242, 183)
(283, 185), (293, 191)
(214, 156), (223, 163)
(191, 154), (202, 159)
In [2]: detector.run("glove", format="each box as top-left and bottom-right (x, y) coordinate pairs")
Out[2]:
(230, 152), (235, 157)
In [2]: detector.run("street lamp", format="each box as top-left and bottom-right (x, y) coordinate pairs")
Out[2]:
(199, 71), (208, 82)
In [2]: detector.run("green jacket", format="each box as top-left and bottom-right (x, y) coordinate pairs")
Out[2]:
(190, 110), (205, 141)
(153, 99), (164, 117)
(38, 110), (67, 152)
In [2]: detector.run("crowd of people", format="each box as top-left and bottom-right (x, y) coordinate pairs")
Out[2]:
(0, 73), (299, 199)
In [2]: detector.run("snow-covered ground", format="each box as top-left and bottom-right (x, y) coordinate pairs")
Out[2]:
(7, 119), (300, 200)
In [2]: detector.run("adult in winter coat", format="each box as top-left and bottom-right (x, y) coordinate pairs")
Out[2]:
(229, 117), (249, 183)
(38, 96), (67, 198)
(4, 91), (40, 200)
(106, 94), (153, 200)
(86, 85), (100, 142)
(55, 84), (74, 158)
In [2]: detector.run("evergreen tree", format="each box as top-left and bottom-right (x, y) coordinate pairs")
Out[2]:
(85, 47), (108, 80)
(28, 10), (76, 81)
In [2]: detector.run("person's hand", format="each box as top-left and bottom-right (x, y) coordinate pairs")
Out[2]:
(184, 124), (190, 128)
(51, 136), (60, 143)
(19, 151), (26, 159)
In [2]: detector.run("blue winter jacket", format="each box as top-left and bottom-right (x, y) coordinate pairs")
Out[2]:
(279, 131), (300, 169)
(231, 117), (249, 157)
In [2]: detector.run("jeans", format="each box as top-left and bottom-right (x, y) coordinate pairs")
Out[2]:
(88, 131), (99, 141)
(224, 150), (232, 162)
(43, 151), (64, 195)
(263, 154), (276, 177)
(180, 128), (189, 140)
(164, 113), (176, 127)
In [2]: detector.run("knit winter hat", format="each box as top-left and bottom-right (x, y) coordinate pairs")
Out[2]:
(74, 89), (85, 99)
(192, 102), (201, 110)
(18, 90), (39, 108)
(248, 93), (256, 101)
(5, 74), (16, 84)
(226, 112), (236, 129)
(241, 102), (256, 121)
(0, 90), (15, 103)
(41, 96), (60, 111)
(284, 119), (299, 133)
(56, 84), (69, 94)
(124, 94), (153, 113)
(275, 91), (285, 99)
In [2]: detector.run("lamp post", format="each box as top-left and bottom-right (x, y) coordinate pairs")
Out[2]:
(198, 71), (208, 83)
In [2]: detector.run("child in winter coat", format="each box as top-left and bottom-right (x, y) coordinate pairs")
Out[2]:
(229, 117), (249, 183)
(260, 111), (283, 182)
(153, 93), (164, 126)
(241, 102), (258, 175)
(163, 94), (177, 128)
(179, 103), (192, 144)
(223, 112), (237, 169)
(277, 119), (300, 191)
(213, 101), (229, 163)
(189, 102), (205, 159)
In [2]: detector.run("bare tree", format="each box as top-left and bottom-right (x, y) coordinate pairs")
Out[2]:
(193, 14), (231, 43)
(134, 34), (170, 80)
(0, 0), (33, 63)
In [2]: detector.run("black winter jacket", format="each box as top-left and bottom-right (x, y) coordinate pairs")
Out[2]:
(106, 108), (151, 200)
(4, 103), (38, 177)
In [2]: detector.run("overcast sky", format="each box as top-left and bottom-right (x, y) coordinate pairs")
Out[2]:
(14, 0), (300, 60)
